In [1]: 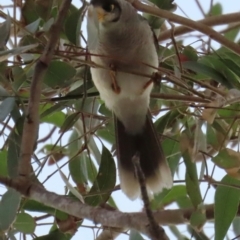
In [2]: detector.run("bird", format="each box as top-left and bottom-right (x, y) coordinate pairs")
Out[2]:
(87, 0), (172, 199)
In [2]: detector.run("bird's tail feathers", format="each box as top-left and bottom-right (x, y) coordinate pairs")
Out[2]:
(115, 113), (172, 200)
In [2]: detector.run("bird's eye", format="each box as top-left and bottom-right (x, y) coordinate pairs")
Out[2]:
(103, 3), (115, 12)
(109, 4), (115, 11)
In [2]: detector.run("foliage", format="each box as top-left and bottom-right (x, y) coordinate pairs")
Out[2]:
(0, 0), (240, 239)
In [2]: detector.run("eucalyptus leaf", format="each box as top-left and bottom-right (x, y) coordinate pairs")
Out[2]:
(182, 61), (233, 89)
(13, 213), (36, 234)
(85, 146), (116, 206)
(215, 175), (240, 240)
(65, 7), (84, 45)
(0, 15), (11, 48)
(43, 61), (76, 88)
(129, 230), (144, 240)
(0, 44), (38, 62)
(25, 18), (41, 33)
(0, 189), (21, 232)
(0, 97), (15, 121)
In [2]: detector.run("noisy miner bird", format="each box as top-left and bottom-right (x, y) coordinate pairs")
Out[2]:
(87, 0), (172, 199)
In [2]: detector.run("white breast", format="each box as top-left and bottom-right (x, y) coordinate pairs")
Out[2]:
(89, 16), (158, 134)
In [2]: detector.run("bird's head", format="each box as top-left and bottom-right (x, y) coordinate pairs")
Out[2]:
(89, 0), (121, 23)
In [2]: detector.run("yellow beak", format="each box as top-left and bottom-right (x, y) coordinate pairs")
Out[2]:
(96, 7), (107, 22)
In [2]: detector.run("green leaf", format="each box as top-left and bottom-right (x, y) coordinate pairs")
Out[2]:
(208, 3), (222, 16)
(68, 127), (97, 184)
(182, 46), (198, 62)
(25, 18), (41, 33)
(12, 66), (27, 91)
(7, 132), (21, 178)
(86, 155), (98, 183)
(40, 104), (66, 127)
(85, 146), (116, 206)
(0, 189), (21, 231)
(212, 148), (240, 169)
(22, 199), (56, 214)
(40, 102), (68, 119)
(43, 61), (76, 88)
(22, 199), (69, 221)
(129, 230), (144, 240)
(35, 0), (53, 21)
(13, 213), (36, 234)
(182, 150), (202, 208)
(162, 137), (181, 175)
(0, 15), (11, 48)
(214, 175), (240, 240)
(65, 8), (84, 45)
(0, 44), (38, 62)
(97, 120), (115, 144)
(60, 112), (80, 132)
(176, 196), (193, 209)
(206, 124), (219, 149)
(151, 185), (187, 210)
(98, 103), (112, 117)
(169, 226), (187, 240)
(180, 130), (202, 208)
(144, 0), (176, 29)
(42, 17), (54, 32)
(182, 61), (233, 89)
(224, 25), (240, 42)
(190, 205), (206, 230)
(22, 0), (40, 24)
(69, 155), (88, 185)
(155, 109), (180, 134)
(0, 150), (8, 177)
(0, 97), (15, 121)
(220, 58), (240, 77)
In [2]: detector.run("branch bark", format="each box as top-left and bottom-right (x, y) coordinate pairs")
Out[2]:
(131, 0), (240, 55)
(158, 12), (240, 42)
(18, 0), (72, 177)
(26, 183), (214, 229)
(0, 177), (229, 238)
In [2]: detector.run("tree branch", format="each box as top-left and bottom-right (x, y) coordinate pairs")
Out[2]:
(158, 12), (240, 42)
(0, 176), (230, 237)
(132, 0), (240, 55)
(18, 0), (72, 177)
(132, 153), (169, 240)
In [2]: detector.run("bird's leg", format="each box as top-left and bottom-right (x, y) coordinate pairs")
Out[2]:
(109, 63), (121, 94)
(142, 79), (153, 91)
(140, 72), (159, 95)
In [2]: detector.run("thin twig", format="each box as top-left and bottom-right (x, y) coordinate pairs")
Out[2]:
(132, 153), (169, 240)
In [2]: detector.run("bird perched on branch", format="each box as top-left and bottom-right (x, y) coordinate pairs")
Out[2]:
(87, 0), (172, 199)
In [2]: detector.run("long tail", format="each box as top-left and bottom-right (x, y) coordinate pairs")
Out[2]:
(114, 113), (172, 200)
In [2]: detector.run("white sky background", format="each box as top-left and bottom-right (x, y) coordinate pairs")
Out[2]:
(0, 0), (239, 240)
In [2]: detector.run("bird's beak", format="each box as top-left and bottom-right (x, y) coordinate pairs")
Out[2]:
(95, 7), (107, 22)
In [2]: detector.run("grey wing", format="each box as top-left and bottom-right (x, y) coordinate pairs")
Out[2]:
(87, 6), (99, 51)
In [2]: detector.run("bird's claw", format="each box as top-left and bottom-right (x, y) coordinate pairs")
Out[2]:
(109, 63), (121, 94)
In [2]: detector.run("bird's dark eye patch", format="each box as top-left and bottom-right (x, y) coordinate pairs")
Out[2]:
(102, 3), (115, 12)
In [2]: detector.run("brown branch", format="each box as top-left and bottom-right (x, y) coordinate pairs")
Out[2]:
(159, 12), (240, 41)
(132, 153), (169, 240)
(18, 0), (72, 177)
(131, 0), (240, 55)
(0, 177), (218, 230)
